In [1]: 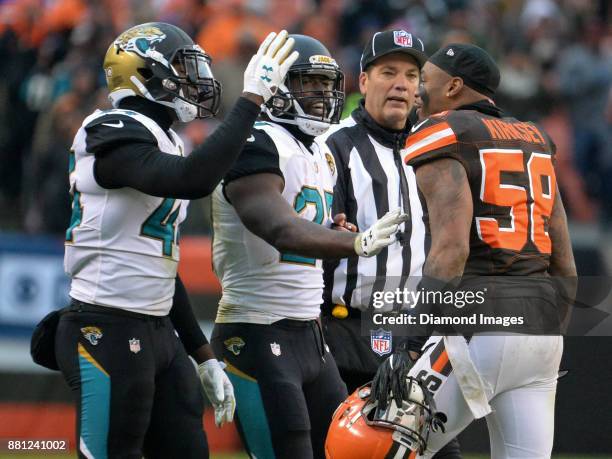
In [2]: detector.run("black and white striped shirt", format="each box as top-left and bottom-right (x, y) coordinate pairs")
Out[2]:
(318, 101), (429, 313)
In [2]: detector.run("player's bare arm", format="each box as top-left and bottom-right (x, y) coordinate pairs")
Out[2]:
(548, 185), (577, 328)
(549, 186), (577, 278)
(415, 158), (472, 281)
(226, 173), (360, 259)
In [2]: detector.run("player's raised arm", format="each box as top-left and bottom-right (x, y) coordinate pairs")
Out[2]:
(92, 31), (299, 199)
(225, 173), (407, 259)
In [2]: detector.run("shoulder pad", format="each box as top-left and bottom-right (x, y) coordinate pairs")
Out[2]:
(246, 125), (279, 158)
(404, 115), (459, 164)
(224, 127), (282, 184)
(85, 113), (156, 155)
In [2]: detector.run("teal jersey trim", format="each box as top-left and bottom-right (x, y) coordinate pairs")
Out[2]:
(78, 353), (110, 459)
(228, 372), (275, 459)
(66, 189), (83, 242)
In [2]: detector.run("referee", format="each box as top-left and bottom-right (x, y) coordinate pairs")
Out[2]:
(319, 30), (462, 458)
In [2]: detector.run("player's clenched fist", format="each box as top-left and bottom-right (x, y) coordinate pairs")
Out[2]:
(354, 208), (408, 257)
(243, 30), (300, 103)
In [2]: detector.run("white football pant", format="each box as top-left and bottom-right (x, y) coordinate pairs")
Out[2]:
(412, 334), (563, 459)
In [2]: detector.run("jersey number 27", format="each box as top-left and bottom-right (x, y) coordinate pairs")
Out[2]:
(280, 186), (333, 265)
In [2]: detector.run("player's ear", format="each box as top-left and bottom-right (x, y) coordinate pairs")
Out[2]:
(447, 76), (464, 98)
(359, 71), (368, 96)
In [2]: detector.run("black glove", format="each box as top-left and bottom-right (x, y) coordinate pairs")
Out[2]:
(370, 348), (417, 411)
(401, 336), (428, 354)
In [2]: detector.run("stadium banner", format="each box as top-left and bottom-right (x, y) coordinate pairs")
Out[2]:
(0, 234), (221, 331)
(0, 234), (68, 330)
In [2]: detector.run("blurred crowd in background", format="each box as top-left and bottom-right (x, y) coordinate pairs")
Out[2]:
(0, 0), (611, 236)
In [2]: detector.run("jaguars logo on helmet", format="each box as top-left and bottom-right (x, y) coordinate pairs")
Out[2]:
(265, 34), (345, 136)
(103, 22), (221, 122)
(114, 26), (166, 58)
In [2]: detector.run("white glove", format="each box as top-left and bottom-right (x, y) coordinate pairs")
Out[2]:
(354, 208), (408, 257)
(243, 30), (299, 102)
(198, 359), (236, 427)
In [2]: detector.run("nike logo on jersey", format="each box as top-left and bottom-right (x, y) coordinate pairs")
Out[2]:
(101, 120), (124, 128)
(410, 119), (429, 133)
(247, 135), (255, 142)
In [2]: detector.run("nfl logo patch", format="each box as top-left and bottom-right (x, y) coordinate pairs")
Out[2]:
(370, 328), (392, 356)
(393, 30), (413, 48)
(129, 338), (141, 354)
(270, 342), (281, 356)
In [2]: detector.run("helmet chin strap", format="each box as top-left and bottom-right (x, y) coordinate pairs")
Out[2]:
(265, 83), (332, 136)
(129, 76), (197, 122)
(158, 98), (197, 123)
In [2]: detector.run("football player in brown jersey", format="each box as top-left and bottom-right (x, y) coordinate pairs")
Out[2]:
(373, 44), (576, 458)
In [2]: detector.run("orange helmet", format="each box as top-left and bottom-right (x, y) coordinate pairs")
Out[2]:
(325, 382), (441, 459)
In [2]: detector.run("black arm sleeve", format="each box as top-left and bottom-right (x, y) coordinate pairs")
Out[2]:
(93, 97), (261, 199)
(168, 275), (208, 355)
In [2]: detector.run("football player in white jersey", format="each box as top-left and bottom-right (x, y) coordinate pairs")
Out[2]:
(210, 35), (408, 459)
(54, 22), (298, 459)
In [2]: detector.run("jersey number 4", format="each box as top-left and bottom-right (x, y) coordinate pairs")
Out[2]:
(476, 148), (555, 253)
(141, 198), (180, 257)
(67, 195), (180, 257)
(280, 186), (333, 266)
(65, 151), (180, 256)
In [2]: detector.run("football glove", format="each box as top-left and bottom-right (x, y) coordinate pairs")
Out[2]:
(370, 348), (417, 412)
(198, 359), (235, 427)
(243, 30), (299, 102)
(354, 208), (408, 257)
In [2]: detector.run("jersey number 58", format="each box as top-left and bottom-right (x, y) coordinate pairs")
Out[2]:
(476, 148), (555, 253)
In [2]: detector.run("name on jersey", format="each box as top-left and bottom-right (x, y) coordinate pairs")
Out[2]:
(481, 119), (546, 145)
